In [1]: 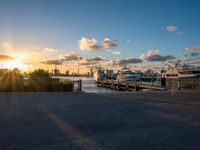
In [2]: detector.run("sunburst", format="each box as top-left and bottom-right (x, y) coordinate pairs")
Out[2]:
(4, 60), (27, 71)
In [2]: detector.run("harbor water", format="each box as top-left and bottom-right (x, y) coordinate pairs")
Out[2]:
(55, 76), (162, 93)
(55, 76), (115, 93)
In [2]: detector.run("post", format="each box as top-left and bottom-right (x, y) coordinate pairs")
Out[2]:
(126, 78), (128, 91)
(106, 79), (108, 87)
(177, 78), (180, 90)
(117, 78), (119, 90)
(111, 79), (113, 89)
(161, 78), (166, 86)
(135, 86), (139, 91)
(134, 79), (137, 91)
(97, 78), (99, 87)
(134, 78), (136, 86)
(79, 79), (82, 91)
(151, 77), (153, 85)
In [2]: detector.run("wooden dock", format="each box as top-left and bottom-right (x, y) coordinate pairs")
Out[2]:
(96, 80), (166, 91)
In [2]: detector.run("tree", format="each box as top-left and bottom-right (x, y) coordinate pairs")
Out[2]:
(28, 69), (51, 92)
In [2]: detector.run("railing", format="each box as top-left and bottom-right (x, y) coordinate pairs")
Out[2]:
(178, 78), (200, 89)
(96, 79), (165, 91)
(73, 79), (82, 91)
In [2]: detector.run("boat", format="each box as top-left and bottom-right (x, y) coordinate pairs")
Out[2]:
(142, 69), (160, 81)
(178, 64), (200, 78)
(162, 61), (200, 79)
(93, 67), (106, 81)
(116, 67), (141, 82)
(161, 66), (179, 79)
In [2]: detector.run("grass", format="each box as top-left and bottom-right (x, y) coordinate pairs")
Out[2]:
(0, 69), (74, 92)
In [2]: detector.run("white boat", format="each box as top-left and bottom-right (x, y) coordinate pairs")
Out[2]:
(93, 67), (106, 81)
(142, 69), (160, 81)
(178, 64), (200, 78)
(161, 66), (179, 79)
(162, 61), (200, 79)
(116, 67), (141, 82)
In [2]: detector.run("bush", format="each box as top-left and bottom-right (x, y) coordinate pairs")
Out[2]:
(0, 68), (24, 92)
(48, 79), (63, 91)
(0, 69), (74, 92)
(28, 69), (74, 92)
(47, 79), (74, 92)
(28, 69), (51, 92)
(62, 79), (74, 91)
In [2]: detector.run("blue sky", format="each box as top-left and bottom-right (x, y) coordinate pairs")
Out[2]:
(0, 0), (200, 71)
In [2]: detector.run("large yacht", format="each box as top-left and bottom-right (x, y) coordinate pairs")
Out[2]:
(178, 64), (200, 78)
(162, 61), (200, 79)
(116, 67), (141, 82)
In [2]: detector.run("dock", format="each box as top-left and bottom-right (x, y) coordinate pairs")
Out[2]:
(96, 80), (166, 91)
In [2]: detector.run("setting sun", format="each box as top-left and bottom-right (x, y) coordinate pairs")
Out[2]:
(4, 60), (27, 71)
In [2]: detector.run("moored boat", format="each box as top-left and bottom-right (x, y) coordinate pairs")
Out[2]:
(116, 67), (141, 82)
(162, 61), (200, 79)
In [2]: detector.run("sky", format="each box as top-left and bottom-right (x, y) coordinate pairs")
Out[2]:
(0, 0), (200, 73)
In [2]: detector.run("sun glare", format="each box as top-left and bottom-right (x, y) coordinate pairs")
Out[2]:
(4, 60), (27, 71)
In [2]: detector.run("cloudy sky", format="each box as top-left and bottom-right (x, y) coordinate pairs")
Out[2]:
(0, 0), (200, 72)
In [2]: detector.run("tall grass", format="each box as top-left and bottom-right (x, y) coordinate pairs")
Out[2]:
(0, 69), (74, 92)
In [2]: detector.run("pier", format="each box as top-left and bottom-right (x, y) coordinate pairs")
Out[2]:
(96, 77), (200, 91)
(96, 80), (166, 91)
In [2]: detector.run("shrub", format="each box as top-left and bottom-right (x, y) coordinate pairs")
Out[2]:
(48, 79), (63, 91)
(62, 79), (74, 91)
(28, 69), (51, 92)
(48, 79), (74, 92)
(28, 69), (74, 92)
(0, 68), (24, 92)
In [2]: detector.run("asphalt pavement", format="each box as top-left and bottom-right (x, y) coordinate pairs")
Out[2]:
(0, 91), (200, 150)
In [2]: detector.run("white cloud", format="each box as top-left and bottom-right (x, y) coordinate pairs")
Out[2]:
(78, 37), (118, 51)
(111, 50), (121, 56)
(140, 49), (160, 60)
(166, 26), (178, 32)
(147, 49), (160, 55)
(140, 49), (175, 62)
(44, 48), (57, 52)
(165, 25), (184, 36)
(87, 56), (106, 62)
(78, 37), (102, 51)
(66, 54), (83, 61)
(103, 38), (118, 49)
(139, 54), (146, 60)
